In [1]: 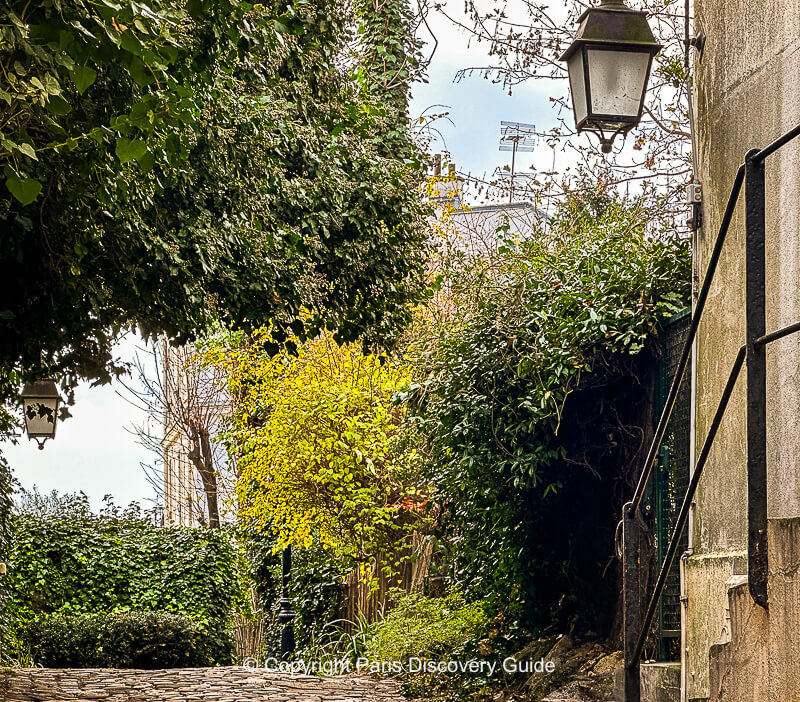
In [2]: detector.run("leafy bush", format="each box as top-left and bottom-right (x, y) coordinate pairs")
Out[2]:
(366, 591), (487, 662)
(207, 330), (426, 563)
(21, 611), (233, 668)
(413, 189), (691, 637)
(5, 494), (242, 659)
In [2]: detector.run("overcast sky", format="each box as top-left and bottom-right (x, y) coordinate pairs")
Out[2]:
(412, 4), (568, 186)
(3, 1), (572, 511)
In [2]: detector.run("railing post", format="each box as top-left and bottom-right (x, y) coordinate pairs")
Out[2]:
(745, 149), (768, 610)
(622, 501), (641, 702)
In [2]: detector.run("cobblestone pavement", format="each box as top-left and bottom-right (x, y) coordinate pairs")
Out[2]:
(1, 667), (411, 701)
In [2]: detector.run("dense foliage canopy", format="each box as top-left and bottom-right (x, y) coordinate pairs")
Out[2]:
(0, 0), (428, 430)
(411, 189), (691, 632)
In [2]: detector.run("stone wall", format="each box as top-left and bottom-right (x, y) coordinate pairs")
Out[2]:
(689, 0), (800, 698)
(0, 667), (407, 702)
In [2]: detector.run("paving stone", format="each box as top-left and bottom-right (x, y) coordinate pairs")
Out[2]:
(0, 667), (411, 701)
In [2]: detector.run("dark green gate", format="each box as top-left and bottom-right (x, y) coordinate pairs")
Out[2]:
(652, 308), (691, 661)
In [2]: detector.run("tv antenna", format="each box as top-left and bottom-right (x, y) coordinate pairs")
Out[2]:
(499, 121), (537, 204)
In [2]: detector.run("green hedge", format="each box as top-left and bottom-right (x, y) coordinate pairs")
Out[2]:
(5, 498), (243, 661)
(8, 508), (241, 626)
(21, 611), (233, 668)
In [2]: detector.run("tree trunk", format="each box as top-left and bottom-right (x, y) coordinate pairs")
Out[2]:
(188, 421), (220, 529)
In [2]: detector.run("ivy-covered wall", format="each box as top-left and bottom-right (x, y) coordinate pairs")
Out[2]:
(3, 501), (241, 660)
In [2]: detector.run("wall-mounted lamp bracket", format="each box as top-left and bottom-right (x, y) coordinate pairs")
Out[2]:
(687, 181), (703, 232)
(684, 29), (706, 61)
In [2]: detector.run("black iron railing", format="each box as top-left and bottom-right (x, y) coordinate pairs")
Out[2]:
(621, 122), (800, 702)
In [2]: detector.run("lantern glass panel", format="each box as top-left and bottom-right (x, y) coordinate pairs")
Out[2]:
(586, 48), (650, 118)
(24, 399), (58, 438)
(568, 51), (588, 125)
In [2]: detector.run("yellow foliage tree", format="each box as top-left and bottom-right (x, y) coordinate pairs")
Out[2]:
(206, 330), (425, 562)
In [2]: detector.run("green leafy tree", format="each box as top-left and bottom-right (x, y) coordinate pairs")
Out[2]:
(206, 329), (426, 563)
(0, 0), (429, 432)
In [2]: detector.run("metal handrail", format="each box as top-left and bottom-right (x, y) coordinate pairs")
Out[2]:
(622, 120), (800, 702)
(630, 164), (744, 513)
(632, 315), (800, 665)
(633, 344), (745, 663)
(631, 122), (800, 516)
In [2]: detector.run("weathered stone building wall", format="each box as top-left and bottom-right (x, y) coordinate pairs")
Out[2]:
(689, 0), (800, 699)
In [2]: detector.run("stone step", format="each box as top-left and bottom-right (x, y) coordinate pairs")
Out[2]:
(707, 574), (768, 701)
(640, 661), (680, 702)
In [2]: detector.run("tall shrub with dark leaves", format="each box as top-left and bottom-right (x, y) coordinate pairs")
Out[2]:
(412, 189), (690, 636)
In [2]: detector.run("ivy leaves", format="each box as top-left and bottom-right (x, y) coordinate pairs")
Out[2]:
(6, 506), (241, 628)
(70, 65), (96, 94)
(0, 0), (186, 205)
(3, 168), (42, 205)
(0, 0), (427, 429)
(114, 137), (147, 163)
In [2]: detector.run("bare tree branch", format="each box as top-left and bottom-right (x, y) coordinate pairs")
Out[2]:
(428, 0), (694, 221)
(118, 340), (233, 528)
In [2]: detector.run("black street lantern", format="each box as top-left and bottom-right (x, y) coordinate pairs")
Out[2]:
(21, 379), (60, 449)
(561, 0), (662, 153)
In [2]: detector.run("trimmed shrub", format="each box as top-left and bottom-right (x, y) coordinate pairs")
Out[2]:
(20, 611), (234, 668)
(7, 504), (241, 629)
(5, 498), (242, 663)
